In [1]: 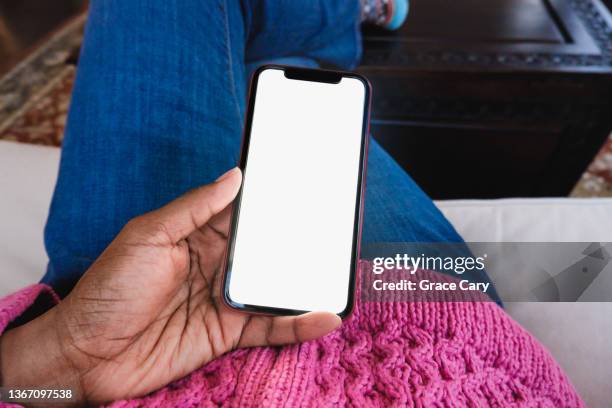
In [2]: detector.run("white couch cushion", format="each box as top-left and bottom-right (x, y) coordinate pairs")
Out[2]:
(0, 141), (60, 295)
(436, 198), (612, 242)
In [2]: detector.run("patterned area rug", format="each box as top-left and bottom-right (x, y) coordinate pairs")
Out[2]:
(571, 136), (612, 197)
(0, 13), (83, 146)
(1, 13), (611, 197)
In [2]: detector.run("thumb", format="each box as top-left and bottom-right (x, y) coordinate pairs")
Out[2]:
(134, 167), (242, 243)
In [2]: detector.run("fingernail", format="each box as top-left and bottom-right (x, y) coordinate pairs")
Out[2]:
(216, 167), (239, 182)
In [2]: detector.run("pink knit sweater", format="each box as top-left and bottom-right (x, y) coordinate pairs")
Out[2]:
(0, 267), (584, 407)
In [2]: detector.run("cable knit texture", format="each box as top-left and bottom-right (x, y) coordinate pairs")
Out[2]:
(0, 265), (584, 407)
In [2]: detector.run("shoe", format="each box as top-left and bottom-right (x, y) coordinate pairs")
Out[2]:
(361, 0), (409, 31)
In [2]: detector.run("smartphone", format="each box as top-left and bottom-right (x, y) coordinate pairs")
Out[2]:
(222, 65), (371, 318)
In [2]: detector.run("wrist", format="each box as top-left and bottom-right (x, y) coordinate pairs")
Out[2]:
(0, 306), (84, 404)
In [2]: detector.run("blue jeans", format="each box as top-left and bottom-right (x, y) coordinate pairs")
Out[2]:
(43, 0), (498, 302)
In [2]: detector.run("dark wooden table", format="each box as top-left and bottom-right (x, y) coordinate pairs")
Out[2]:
(359, 0), (612, 199)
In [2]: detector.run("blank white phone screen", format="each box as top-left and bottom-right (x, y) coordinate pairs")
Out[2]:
(228, 68), (367, 314)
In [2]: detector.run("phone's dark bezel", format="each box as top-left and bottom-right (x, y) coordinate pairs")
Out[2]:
(221, 65), (372, 319)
